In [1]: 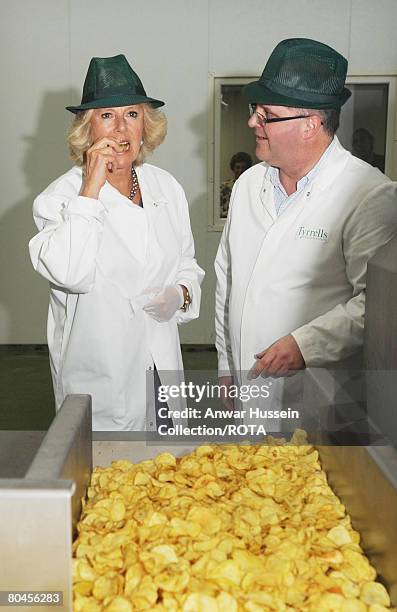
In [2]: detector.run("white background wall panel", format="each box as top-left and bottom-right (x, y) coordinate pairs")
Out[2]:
(0, 0), (71, 343)
(350, 0), (397, 74)
(208, 0), (351, 76)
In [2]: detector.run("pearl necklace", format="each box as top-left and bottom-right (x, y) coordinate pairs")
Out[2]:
(128, 166), (139, 201)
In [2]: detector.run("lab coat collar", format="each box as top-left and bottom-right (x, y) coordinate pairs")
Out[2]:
(313, 136), (350, 192)
(135, 165), (169, 210)
(98, 165), (169, 213)
(97, 165), (169, 266)
(98, 181), (130, 212)
(261, 136), (350, 206)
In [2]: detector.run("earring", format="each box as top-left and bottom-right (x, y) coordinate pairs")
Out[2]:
(140, 139), (144, 146)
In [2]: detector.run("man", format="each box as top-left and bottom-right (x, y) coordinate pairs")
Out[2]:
(352, 128), (385, 172)
(215, 38), (397, 420)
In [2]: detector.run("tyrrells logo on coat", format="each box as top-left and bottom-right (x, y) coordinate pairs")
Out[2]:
(296, 226), (329, 241)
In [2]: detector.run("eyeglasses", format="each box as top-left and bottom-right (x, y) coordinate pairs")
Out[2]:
(249, 104), (322, 126)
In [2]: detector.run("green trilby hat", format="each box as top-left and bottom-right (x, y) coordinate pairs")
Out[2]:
(244, 38), (351, 109)
(66, 54), (164, 113)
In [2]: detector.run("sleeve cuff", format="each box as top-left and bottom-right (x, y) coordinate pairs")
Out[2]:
(217, 353), (233, 376)
(291, 327), (318, 367)
(63, 196), (106, 222)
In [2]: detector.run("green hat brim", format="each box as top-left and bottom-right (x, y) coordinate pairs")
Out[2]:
(243, 80), (351, 110)
(66, 93), (164, 114)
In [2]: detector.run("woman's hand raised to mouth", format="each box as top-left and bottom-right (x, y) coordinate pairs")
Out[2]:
(80, 137), (126, 199)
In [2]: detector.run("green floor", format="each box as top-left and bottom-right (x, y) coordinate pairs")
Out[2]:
(0, 345), (217, 430)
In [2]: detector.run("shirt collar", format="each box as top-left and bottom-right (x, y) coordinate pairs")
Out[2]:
(268, 136), (337, 193)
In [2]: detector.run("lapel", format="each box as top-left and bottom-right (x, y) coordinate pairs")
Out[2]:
(259, 138), (350, 239)
(135, 165), (168, 227)
(99, 180), (148, 265)
(260, 170), (308, 237)
(308, 137), (350, 194)
(260, 165), (278, 222)
(97, 165), (170, 265)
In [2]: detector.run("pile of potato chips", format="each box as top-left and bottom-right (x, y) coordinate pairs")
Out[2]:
(73, 432), (393, 611)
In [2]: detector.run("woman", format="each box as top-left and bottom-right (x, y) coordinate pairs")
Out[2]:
(220, 151), (252, 218)
(29, 54), (204, 431)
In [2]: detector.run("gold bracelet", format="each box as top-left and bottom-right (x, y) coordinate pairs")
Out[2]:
(180, 287), (192, 312)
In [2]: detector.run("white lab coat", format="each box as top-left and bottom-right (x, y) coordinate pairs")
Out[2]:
(215, 138), (397, 381)
(29, 163), (204, 430)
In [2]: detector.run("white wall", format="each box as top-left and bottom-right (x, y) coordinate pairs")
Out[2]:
(1, 0), (397, 344)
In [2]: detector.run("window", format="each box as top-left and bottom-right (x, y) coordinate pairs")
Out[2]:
(208, 76), (396, 230)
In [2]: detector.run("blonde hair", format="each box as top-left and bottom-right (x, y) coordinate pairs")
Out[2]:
(67, 104), (167, 166)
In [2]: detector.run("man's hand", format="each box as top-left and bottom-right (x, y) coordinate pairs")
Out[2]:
(248, 334), (305, 379)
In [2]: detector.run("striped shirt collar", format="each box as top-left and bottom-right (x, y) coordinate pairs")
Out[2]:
(267, 137), (336, 214)
(268, 137), (336, 191)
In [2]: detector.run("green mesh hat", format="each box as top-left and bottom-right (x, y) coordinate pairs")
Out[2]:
(244, 38), (351, 109)
(66, 54), (164, 113)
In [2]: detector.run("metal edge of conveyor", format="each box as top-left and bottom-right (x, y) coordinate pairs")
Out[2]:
(304, 367), (397, 603)
(317, 444), (397, 604)
(0, 396), (92, 612)
(26, 394), (93, 529)
(0, 479), (75, 612)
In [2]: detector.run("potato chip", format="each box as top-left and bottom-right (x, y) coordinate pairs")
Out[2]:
(130, 575), (158, 609)
(210, 559), (243, 587)
(155, 452), (177, 469)
(232, 549), (265, 574)
(360, 582), (391, 607)
(186, 506), (221, 535)
(244, 603), (273, 612)
(110, 499), (126, 522)
(182, 593), (219, 612)
(216, 591), (238, 612)
(74, 597), (102, 612)
(341, 550), (377, 582)
(104, 596), (133, 612)
(134, 471), (151, 486)
(92, 576), (119, 601)
(192, 536), (220, 553)
(124, 562), (143, 595)
(328, 571), (360, 598)
(195, 445), (214, 458)
(157, 484), (179, 499)
(169, 517), (201, 538)
(74, 581), (93, 597)
(154, 566), (190, 592)
(150, 544), (179, 564)
(74, 559), (98, 582)
(340, 599), (367, 612)
(327, 525), (352, 547)
(312, 592), (346, 611)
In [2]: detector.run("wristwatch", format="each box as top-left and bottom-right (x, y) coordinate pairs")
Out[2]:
(180, 286), (192, 312)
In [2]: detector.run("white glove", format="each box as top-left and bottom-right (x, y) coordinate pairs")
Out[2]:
(129, 290), (159, 314)
(143, 285), (184, 322)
